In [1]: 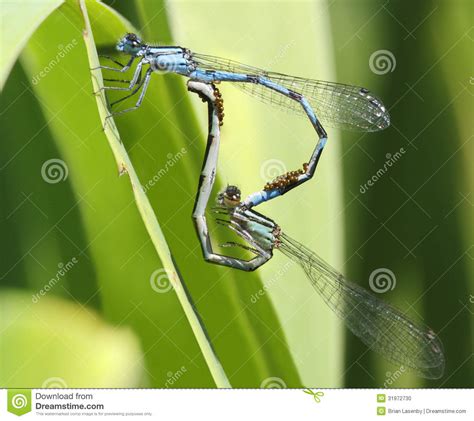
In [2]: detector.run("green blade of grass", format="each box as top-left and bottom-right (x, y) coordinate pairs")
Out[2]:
(15, 0), (302, 388)
(78, 0), (230, 388)
(90, 1), (303, 386)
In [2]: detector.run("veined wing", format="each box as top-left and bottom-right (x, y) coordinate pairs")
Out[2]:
(191, 52), (390, 132)
(279, 233), (445, 379)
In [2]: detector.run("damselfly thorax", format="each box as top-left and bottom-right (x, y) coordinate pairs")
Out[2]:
(98, 33), (390, 210)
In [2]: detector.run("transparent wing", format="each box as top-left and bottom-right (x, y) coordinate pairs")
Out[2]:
(192, 52), (390, 131)
(279, 233), (445, 379)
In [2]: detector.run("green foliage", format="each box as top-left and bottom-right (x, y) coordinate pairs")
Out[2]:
(2, 0), (470, 389)
(331, 0), (473, 387)
(1, 0), (303, 387)
(0, 290), (143, 387)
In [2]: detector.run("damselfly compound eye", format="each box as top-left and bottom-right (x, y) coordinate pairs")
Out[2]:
(225, 185), (241, 201)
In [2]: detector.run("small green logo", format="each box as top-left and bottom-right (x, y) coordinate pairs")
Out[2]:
(7, 389), (32, 416)
(303, 388), (324, 403)
(377, 406), (386, 416)
(377, 394), (386, 403)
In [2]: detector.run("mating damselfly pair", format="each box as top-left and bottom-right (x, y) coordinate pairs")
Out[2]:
(98, 33), (389, 208)
(97, 34), (444, 379)
(185, 82), (444, 380)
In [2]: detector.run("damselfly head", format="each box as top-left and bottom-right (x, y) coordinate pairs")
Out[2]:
(116, 33), (144, 56)
(217, 185), (241, 209)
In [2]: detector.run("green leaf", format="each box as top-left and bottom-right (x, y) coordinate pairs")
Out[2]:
(7, 0), (302, 387)
(167, 0), (345, 386)
(0, 289), (143, 387)
(330, 0), (473, 387)
(78, 0), (230, 388)
(0, 0), (64, 89)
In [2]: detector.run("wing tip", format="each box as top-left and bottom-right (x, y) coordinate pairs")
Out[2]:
(419, 360), (445, 380)
(374, 111), (391, 131)
(360, 89), (391, 131)
(417, 330), (446, 379)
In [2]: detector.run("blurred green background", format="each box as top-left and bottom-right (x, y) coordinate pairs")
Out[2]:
(1, 0), (472, 388)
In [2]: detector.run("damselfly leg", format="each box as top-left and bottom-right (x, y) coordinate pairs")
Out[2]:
(94, 33), (390, 208)
(92, 55), (135, 72)
(215, 189), (445, 379)
(186, 80), (444, 379)
(103, 68), (153, 128)
(188, 81), (272, 271)
(100, 60), (143, 93)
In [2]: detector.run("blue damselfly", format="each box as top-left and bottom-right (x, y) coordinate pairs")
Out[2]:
(188, 81), (443, 379)
(213, 185), (445, 379)
(98, 33), (390, 208)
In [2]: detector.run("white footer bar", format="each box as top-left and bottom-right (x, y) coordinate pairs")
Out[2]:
(1, 388), (472, 420)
